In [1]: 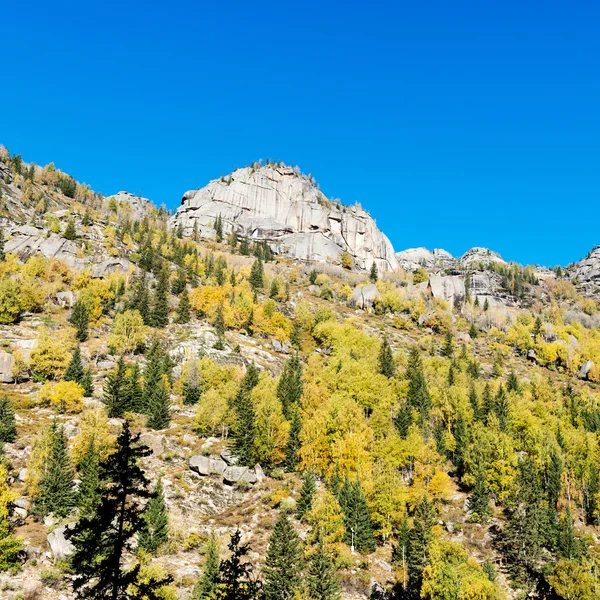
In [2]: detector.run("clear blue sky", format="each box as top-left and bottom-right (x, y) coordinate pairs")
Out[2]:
(2, 0), (599, 266)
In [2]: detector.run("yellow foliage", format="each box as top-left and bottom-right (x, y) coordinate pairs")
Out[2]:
(71, 406), (116, 465)
(30, 327), (73, 380)
(109, 309), (148, 353)
(307, 489), (346, 545)
(38, 380), (85, 414)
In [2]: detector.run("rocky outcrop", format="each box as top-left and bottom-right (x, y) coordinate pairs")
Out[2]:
(350, 284), (381, 309)
(169, 165), (399, 272)
(189, 453), (262, 485)
(47, 524), (75, 561)
(460, 247), (506, 267)
(105, 191), (152, 220)
(573, 247), (600, 291)
(0, 351), (14, 383)
(395, 247), (454, 271)
(429, 274), (465, 306)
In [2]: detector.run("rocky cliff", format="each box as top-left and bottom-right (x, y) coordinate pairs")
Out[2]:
(169, 165), (399, 272)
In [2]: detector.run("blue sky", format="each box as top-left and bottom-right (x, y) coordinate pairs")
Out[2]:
(1, 0), (599, 266)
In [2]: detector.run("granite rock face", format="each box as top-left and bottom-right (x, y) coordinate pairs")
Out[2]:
(105, 191), (152, 220)
(169, 165), (399, 272)
(395, 247), (454, 271)
(460, 247), (506, 267)
(574, 247), (600, 285)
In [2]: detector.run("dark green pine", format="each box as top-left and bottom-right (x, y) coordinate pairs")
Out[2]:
(146, 378), (171, 430)
(64, 345), (84, 384)
(263, 512), (303, 600)
(378, 335), (396, 378)
(193, 532), (220, 599)
(176, 287), (191, 324)
(277, 353), (303, 420)
(81, 368), (94, 397)
(284, 408), (302, 472)
(150, 266), (170, 328)
(307, 535), (341, 600)
(103, 356), (128, 417)
(0, 396), (17, 443)
(69, 300), (89, 342)
(125, 362), (144, 412)
(249, 258), (264, 290)
(37, 419), (76, 518)
(296, 471), (316, 520)
(138, 477), (169, 553)
(77, 436), (101, 516)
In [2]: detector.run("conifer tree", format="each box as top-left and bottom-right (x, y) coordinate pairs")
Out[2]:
(495, 384), (510, 432)
(231, 364), (259, 466)
(547, 450), (562, 510)
(469, 323), (478, 339)
(482, 382), (495, 424)
(193, 531), (220, 599)
(297, 471), (316, 520)
(369, 261), (378, 283)
(37, 420), (75, 518)
(69, 300), (89, 342)
(0, 229), (5, 261)
(215, 529), (261, 600)
(584, 463), (599, 526)
(142, 342), (168, 414)
(0, 397), (16, 443)
(263, 512), (303, 600)
(467, 456), (491, 522)
(214, 214), (223, 243)
(147, 377), (171, 430)
(64, 218), (77, 240)
(103, 356), (129, 418)
(337, 479), (375, 553)
(239, 236), (250, 256)
(78, 436), (101, 516)
(124, 362), (143, 412)
(269, 278), (279, 299)
(138, 477), (169, 553)
(284, 409), (302, 472)
(183, 361), (202, 406)
(452, 413), (469, 478)
(483, 297), (490, 311)
(406, 347), (431, 428)
(407, 496), (436, 594)
(469, 384), (481, 421)
(307, 535), (341, 600)
(394, 403), (412, 439)
(441, 331), (454, 358)
(557, 507), (581, 560)
(129, 273), (151, 325)
(309, 269), (317, 285)
(64, 345), (84, 384)
(507, 370), (521, 394)
(176, 287), (191, 324)
(214, 304), (226, 337)
(391, 514), (410, 592)
(67, 421), (172, 599)
(378, 336), (396, 378)
(150, 266), (170, 328)
(277, 353), (303, 419)
(81, 368), (94, 397)
(249, 258), (264, 290)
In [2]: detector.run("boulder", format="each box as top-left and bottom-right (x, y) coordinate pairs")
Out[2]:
(578, 360), (594, 380)
(223, 466), (258, 485)
(168, 165), (399, 272)
(527, 348), (537, 362)
(220, 448), (239, 465)
(0, 350), (14, 383)
(308, 284), (321, 295)
(350, 284), (381, 309)
(55, 291), (75, 307)
(189, 455), (227, 476)
(140, 433), (166, 457)
(47, 524), (75, 561)
(429, 275), (465, 306)
(254, 463), (265, 483)
(271, 339), (291, 354)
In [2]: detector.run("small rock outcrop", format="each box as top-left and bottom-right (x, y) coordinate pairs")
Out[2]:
(395, 247), (454, 271)
(105, 191), (152, 220)
(429, 274), (465, 306)
(47, 524), (75, 561)
(189, 453), (262, 485)
(350, 284), (381, 309)
(169, 165), (399, 272)
(460, 247), (506, 267)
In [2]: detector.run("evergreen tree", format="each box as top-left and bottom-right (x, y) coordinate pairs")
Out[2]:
(249, 258), (264, 290)
(0, 229), (5, 261)
(214, 214), (223, 243)
(391, 514), (411, 592)
(507, 370), (521, 394)
(129, 273), (151, 324)
(150, 266), (170, 328)
(452, 413), (469, 478)
(447, 363), (455, 387)
(495, 384), (510, 432)
(369, 261), (378, 283)
(309, 269), (317, 285)
(337, 479), (375, 553)
(469, 323), (478, 339)
(124, 362), (143, 412)
(239, 236), (250, 256)
(66, 421), (172, 599)
(214, 304), (226, 337)
(277, 353), (303, 419)
(296, 471), (316, 520)
(269, 278), (279, 299)
(394, 403), (412, 439)
(64, 345), (84, 384)
(284, 408), (301, 472)
(263, 512), (303, 600)
(103, 356), (129, 418)
(37, 419), (76, 518)
(142, 343), (168, 414)
(482, 383), (495, 424)
(584, 463), (599, 526)
(193, 531), (220, 599)
(483, 298), (490, 311)
(469, 384), (481, 421)
(176, 288), (191, 324)
(0, 397), (17, 443)
(378, 336), (396, 378)
(546, 450), (562, 510)
(78, 436), (101, 516)
(183, 361), (202, 406)
(231, 388), (256, 467)
(467, 455), (491, 522)
(146, 377), (171, 430)
(81, 368), (94, 397)
(307, 534), (341, 600)
(441, 331), (454, 358)
(557, 507), (581, 560)
(64, 219), (77, 240)
(406, 347), (431, 429)
(215, 529), (261, 600)
(69, 300), (89, 342)
(138, 477), (169, 553)
(406, 496), (437, 594)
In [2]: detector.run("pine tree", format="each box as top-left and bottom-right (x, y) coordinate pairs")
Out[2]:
(557, 506), (581, 560)
(452, 413), (469, 478)
(81, 368), (94, 397)
(129, 273), (151, 324)
(467, 455), (491, 522)
(469, 323), (478, 339)
(307, 534), (341, 600)
(176, 288), (191, 324)
(231, 390), (256, 467)
(37, 419), (75, 518)
(263, 512), (303, 600)
(214, 214), (223, 243)
(546, 450), (562, 509)
(147, 377), (171, 430)
(183, 361), (202, 406)
(296, 471), (316, 520)
(392, 513), (411, 592)
(337, 479), (375, 553)
(215, 529), (261, 600)
(269, 278), (279, 299)
(124, 362), (143, 412)
(482, 383), (495, 424)
(239, 236), (250, 256)
(378, 336), (396, 378)
(406, 347), (431, 429)
(64, 345), (84, 384)
(584, 463), (599, 526)
(214, 304), (226, 337)
(309, 269), (317, 285)
(249, 258), (264, 290)
(507, 370), (521, 394)
(495, 384), (510, 432)
(441, 331), (454, 358)
(138, 477), (169, 553)
(0, 397), (17, 443)
(469, 384), (481, 421)
(69, 300), (89, 342)
(142, 342), (168, 414)
(66, 421), (172, 599)
(277, 353), (303, 419)
(284, 408), (301, 472)
(407, 496), (436, 593)
(394, 403), (412, 439)
(150, 266), (170, 327)
(78, 436), (101, 516)
(64, 219), (77, 240)
(193, 531), (220, 599)
(103, 356), (129, 417)
(483, 298), (490, 311)
(369, 261), (378, 283)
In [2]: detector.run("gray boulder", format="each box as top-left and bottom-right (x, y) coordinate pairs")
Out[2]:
(189, 455), (228, 476)
(578, 360), (594, 380)
(350, 284), (381, 309)
(0, 350), (14, 383)
(47, 524), (75, 561)
(56, 291), (75, 307)
(220, 448), (239, 465)
(429, 275), (465, 306)
(223, 466), (258, 485)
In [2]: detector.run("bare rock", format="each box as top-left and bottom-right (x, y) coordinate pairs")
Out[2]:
(189, 455), (227, 476)
(0, 350), (14, 383)
(350, 283), (381, 309)
(47, 524), (74, 561)
(578, 360), (594, 380)
(223, 465), (258, 485)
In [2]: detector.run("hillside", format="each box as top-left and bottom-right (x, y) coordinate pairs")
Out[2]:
(1, 145), (600, 600)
